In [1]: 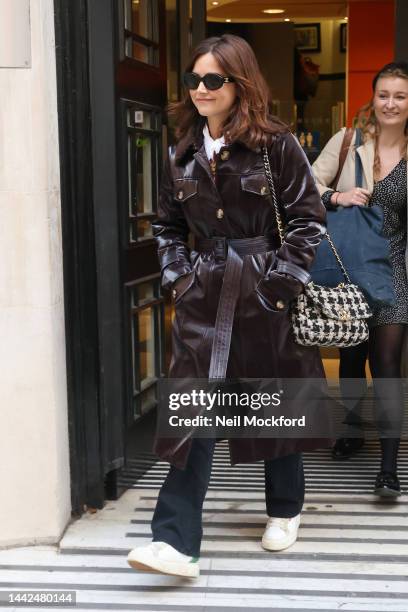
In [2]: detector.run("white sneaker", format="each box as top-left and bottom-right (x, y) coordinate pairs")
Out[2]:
(261, 514), (301, 551)
(127, 541), (200, 578)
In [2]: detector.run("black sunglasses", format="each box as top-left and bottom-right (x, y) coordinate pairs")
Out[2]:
(183, 72), (235, 91)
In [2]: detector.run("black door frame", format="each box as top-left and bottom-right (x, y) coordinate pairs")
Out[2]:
(395, 0), (408, 60)
(54, 0), (125, 514)
(87, 0), (127, 488)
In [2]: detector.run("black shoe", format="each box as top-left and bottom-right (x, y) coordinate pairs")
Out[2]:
(374, 471), (401, 497)
(331, 437), (364, 460)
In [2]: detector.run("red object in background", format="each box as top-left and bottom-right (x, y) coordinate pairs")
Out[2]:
(347, 1), (395, 125)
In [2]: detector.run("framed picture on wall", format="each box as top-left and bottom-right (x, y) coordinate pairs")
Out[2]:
(294, 23), (321, 53)
(340, 23), (347, 53)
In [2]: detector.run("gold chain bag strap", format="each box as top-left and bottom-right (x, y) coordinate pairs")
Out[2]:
(262, 146), (371, 347)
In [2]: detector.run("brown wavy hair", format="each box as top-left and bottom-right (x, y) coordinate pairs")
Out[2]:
(169, 34), (288, 149)
(355, 62), (408, 180)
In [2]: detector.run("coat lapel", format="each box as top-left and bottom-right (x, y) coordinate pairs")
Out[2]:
(356, 137), (375, 192)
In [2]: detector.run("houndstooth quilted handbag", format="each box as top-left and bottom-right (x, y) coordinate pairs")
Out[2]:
(262, 147), (372, 347)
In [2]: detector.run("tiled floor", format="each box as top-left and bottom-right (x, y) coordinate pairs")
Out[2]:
(1, 441), (408, 611)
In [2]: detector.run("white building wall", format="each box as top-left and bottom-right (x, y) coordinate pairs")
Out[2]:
(0, 0), (71, 546)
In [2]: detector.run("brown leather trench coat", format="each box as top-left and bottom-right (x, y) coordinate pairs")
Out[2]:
(153, 126), (330, 469)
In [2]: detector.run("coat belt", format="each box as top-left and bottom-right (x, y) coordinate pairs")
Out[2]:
(194, 235), (275, 380)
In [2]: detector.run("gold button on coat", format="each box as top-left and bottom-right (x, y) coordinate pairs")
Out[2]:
(220, 150), (230, 161)
(276, 299), (286, 310)
(216, 208), (224, 219)
(177, 190), (184, 200)
(260, 186), (267, 195)
(172, 289), (177, 299)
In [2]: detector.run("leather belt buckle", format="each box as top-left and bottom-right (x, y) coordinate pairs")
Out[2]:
(214, 237), (227, 261)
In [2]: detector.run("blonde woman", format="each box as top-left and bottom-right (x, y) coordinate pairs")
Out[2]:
(312, 62), (408, 496)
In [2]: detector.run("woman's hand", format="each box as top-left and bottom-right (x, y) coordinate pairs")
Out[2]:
(335, 188), (371, 207)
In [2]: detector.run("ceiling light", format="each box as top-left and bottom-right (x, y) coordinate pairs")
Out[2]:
(212, 1), (219, 5)
(344, 17), (348, 20)
(226, 18), (231, 22)
(284, 18), (290, 22)
(262, 9), (285, 14)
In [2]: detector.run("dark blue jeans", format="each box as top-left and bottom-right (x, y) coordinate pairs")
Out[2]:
(151, 438), (304, 557)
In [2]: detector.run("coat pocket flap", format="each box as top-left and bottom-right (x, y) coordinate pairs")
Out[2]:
(241, 174), (269, 196)
(174, 179), (198, 202)
(304, 282), (372, 320)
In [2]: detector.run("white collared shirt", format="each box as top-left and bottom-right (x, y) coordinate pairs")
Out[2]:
(203, 123), (225, 161)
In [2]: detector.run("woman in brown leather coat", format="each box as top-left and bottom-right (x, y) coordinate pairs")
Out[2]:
(127, 34), (328, 578)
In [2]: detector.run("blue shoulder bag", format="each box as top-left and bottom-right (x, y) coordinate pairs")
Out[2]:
(310, 128), (395, 309)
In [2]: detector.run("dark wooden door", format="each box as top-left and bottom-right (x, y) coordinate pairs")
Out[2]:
(88, 0), (169, 499)
(115, 1), (167, 438)
(56, 0), (169, 512)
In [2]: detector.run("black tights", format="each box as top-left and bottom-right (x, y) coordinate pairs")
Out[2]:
(339, 324), (406, 473)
